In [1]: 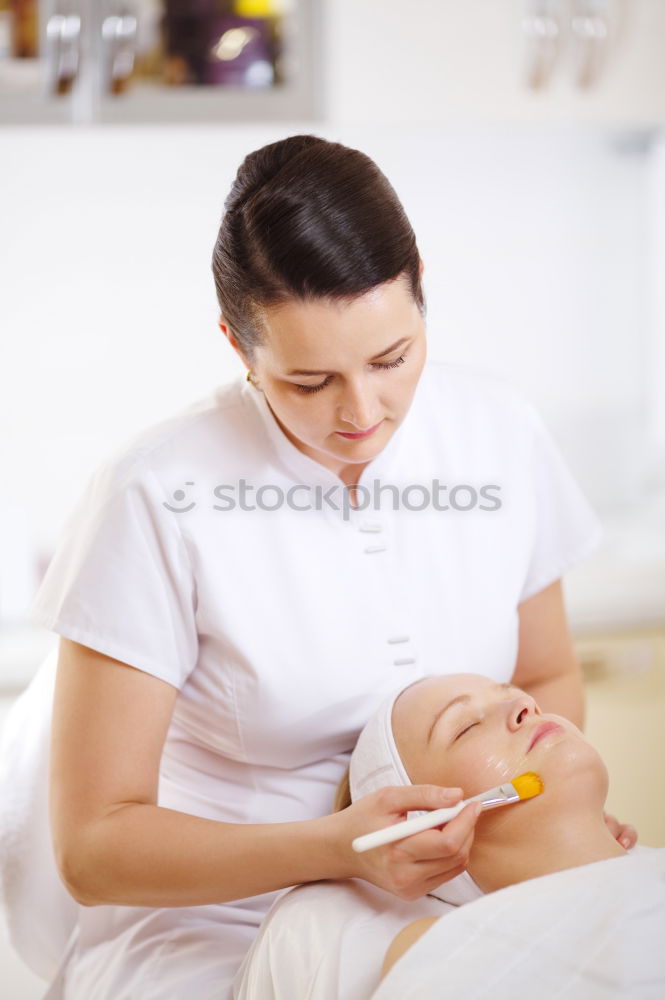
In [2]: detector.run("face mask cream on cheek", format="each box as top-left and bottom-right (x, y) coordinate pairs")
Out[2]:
(468, 748), (531, 794)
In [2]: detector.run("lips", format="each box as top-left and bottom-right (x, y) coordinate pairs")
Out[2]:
(336, 420), (383, 440)
(528, 721), (564, 752)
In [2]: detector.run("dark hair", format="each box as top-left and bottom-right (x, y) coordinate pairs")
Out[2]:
(211, 134), (425, 364)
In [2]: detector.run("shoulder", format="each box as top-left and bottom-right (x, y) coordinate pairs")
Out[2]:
(382, 916), (439, 978)
(83, 377), (252, 502)
(407, 361), (546, 466)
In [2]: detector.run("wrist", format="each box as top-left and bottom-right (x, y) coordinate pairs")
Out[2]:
(314, 809), (356, 881)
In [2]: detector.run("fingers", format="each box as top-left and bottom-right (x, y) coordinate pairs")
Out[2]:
(378, 784), (464, 817)
(390, 802), (481, 898)
(395, 801), (482, 862)
(393, 864), (468, 902)
(618, 824), (638, 850)
(604, 812), (638, 850)
(346, 786), (481, 901)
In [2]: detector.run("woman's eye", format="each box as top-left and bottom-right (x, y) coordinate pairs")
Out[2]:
(454, 721), (480, 741)
(372, 354), (406, 371)
(294, 376), (333, 394)
(293, 354), (407, 394)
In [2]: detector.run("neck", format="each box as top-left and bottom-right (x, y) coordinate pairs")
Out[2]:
(339, 464), (371, 492)
(469, 807), (627, 893)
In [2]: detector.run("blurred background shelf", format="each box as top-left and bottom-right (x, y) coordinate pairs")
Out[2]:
(2, 2), (665, 127)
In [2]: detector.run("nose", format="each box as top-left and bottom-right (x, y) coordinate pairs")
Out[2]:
(506, 693), (540, 732)
(337, 377), (379, 430)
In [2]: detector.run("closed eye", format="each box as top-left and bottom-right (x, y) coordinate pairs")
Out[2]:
(294, 354), (407, 394)
(454, 721), (480, 741)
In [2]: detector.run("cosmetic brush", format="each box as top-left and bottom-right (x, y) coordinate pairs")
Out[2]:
(351, 772), (543, 854)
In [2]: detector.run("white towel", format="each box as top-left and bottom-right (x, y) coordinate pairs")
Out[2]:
(371, 848), (665, 999)
(348, 681), (483, 908)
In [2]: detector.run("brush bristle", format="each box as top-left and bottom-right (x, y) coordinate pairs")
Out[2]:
(511, 772), (544, 800)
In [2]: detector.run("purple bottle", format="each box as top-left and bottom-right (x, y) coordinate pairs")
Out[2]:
(202, 13), (276, 88)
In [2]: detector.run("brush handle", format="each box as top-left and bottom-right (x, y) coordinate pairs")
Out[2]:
(351, 800), (468, 854)
(351, 780), (523, 854)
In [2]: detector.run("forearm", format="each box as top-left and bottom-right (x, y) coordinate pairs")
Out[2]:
(518, 665), (585, 729)
(513, 581), (586, 729)
(64, 803), (346, 908)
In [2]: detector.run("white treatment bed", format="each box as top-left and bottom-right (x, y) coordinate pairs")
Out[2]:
(233, 847), (665, 999)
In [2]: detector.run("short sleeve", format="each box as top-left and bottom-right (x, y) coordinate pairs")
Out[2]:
(518, 404), (603, 604)
(29, 458), (198, 690)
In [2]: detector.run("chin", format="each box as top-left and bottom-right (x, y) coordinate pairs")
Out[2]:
(536, 739), (610, 804)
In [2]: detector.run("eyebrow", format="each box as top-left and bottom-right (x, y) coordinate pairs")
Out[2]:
(285, 337), (412, 377)
(425, 682), (520, 745)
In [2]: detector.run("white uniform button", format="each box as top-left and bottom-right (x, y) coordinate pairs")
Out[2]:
(393, 657), (417, 666)
(387, 636), (410, 644)
(364, 544), (387, 554)
(359, 522), (382, 533)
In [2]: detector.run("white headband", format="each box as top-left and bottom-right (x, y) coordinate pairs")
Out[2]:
(348, 679), (484, 908)
(349, 686), (411, 801)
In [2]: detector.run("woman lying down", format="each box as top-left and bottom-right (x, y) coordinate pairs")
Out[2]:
(233, 674), (665, 999)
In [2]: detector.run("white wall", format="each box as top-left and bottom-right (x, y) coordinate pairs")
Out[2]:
(0, 122), (660, 626)
(648, 131), (665, 471)
(321, 0), (665, 126)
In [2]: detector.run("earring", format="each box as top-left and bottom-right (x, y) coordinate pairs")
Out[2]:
(246, 370), (261, 390)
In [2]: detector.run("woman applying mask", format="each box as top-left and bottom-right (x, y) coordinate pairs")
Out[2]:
(27, 134), (634, 998)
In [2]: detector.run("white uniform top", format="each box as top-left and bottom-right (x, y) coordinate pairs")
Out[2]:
(30, 360), (601, 999)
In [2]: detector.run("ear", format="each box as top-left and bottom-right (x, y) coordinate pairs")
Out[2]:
(419, 259), (425, 277)
(218, 317), (250, 369)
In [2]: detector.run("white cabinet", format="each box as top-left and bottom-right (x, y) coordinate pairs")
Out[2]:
(323, 0), (665, 127)
(0, 0), (322, 124)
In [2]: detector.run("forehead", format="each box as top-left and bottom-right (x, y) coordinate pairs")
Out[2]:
(257, 277), (419, 360)
(393, 673), (505, 720)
